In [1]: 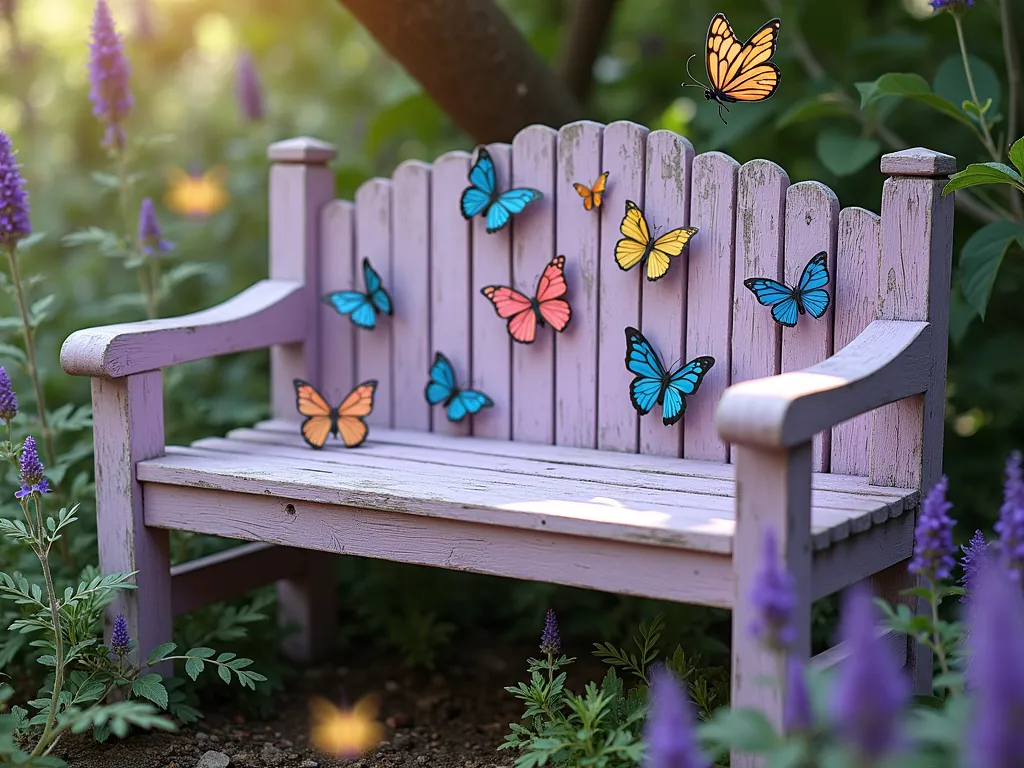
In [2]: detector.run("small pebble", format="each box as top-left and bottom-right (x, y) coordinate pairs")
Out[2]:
(300, 761), (319, 768)
(195, 751), (230, 768)
(384, 679), (400, 692)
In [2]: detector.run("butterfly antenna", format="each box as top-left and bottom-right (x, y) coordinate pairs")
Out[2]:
(682, 54), (708, 90)
(717, 102), (729, 125)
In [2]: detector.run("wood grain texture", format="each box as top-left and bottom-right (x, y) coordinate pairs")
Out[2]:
(319, 201), (356, 406)
(470, 144), (513, 439)
(511, 125), (558, 444)
(267, 136), (337, 163)
(879, 147), (956, 176)
(639, 130), (694, 457)
(354, 178), (394, 426)
(685, 152), (738, 461)
(268, 151), (335, 419)
(781, 182), (840, 472)
(430, 151), (473, 436)
(831, 208), (881, 475)
(554, 120), (603, 448)
(93, 372), (171, 674)
(596, 121), (648, 452)
(391, 161), (432, 431)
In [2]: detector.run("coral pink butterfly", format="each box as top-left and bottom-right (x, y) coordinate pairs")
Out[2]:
(480, 256), (572, 344)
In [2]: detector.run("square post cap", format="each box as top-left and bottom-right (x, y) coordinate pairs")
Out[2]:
(267, 137), (337, 164)
(880, 148), (956, 177)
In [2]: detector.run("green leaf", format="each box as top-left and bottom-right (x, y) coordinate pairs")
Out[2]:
(856, 73), (977, 129)
(942, 162), (1024, 195)
(775, 94), (850, 129)
(959, 220), (1023, 319)
(218, 664), (232, 685)
(949, 281), (976, 345)
(146, 642), (176, 665)
(933, 54), (1002, 116)
(698, 708), (779, 751)
(185, 646), (216, 659)
(1009, 136), (1024, 176)
(184, 657), (203, 681)
(15, 232), (47, 252)
(815, 130), (881, 177)
(131, 674), (168, 709)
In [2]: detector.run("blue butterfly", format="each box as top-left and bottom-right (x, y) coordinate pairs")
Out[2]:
(321, 257), (393, 330)
(460, 147), (542, 234)
(743, 251), (831, 328)
(624, 327), (715, 426)
(425, 352), (494, 423)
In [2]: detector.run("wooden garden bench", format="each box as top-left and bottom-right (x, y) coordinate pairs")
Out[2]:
(61, 121), (953, 736)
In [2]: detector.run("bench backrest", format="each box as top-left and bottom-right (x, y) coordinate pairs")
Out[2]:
(266, 121), (953, 480)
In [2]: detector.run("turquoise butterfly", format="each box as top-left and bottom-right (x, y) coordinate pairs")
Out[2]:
(321, 257), (393, 330)
(624, 327), (715, 426)
(743, 251), (830, 328)
(425, 352), (494, 423)
(460, 147), (542, 234)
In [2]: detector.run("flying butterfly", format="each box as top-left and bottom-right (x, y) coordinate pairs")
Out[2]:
(615, 200), (698, 282)
(743, 251), (831, 328)
(293, 379), (377, 449)
(321, 257), (393, 330)
(164, 165), (230, 218)
(624, 327), (715, 426)
(572, 171), (609, 211)
(481, 255), (572, 344)
(460, 147), (542, 234)
(425, 352), (494, 423)
(682, 12), (782, 124)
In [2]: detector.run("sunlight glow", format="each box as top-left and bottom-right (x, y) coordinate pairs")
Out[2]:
(309, 695), (384, 759)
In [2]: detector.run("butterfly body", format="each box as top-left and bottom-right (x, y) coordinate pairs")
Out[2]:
(293, 379), (377, 449)
(615, 200), (698, 282)
(460, 147), (542, 234)
(743, 251), (831, 327)
(322, 258), (392, 330)
(425, 352), (494, 422)
(481, 255), (572, 344)
(572, 171), (609, 211)
(624, 327), (714, 426)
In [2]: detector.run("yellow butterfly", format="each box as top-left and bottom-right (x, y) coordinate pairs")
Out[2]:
(164, 165), (230, 218)
(614, 200), (698, 282)
(309, 695), (383, 759)
(572, 171), (609, 211)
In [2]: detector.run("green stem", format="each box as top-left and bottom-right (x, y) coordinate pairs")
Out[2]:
(953, 13), (1000, 162)
(115, 149), (156, 319)
(999, 0), (1023, 220)
(929, 587), (949, 678)
(30, 495), (65, 757)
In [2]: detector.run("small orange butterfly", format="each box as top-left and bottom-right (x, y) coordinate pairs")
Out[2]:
(293, 379), (377, 449)
(164, 165), (230, 219)
(572, 171), (609, 211)
(309, 695), (384, 758)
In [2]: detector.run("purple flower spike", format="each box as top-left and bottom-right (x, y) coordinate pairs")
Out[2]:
(749, 528), (798, 652)
(930, 0), (974, 9)
(88, 0), (133, 150)
(967, 561), (1024, 767)
(137, 198), (173, 257)
(0, 131), (31, 249)
(110, 613), (131, 656)
(830, 585), (909, 761)
(0, 365), (18, 423)
(643, 667), (709, 768)
(783, 658), (813, 735)
(961, 529), (987, 603)
(996, 451), (1024, 581)
(909, 476), (956, 581)
(235, 51), (264, 122)
(540, 609), (561, 656)
(15, 435), (49, 500)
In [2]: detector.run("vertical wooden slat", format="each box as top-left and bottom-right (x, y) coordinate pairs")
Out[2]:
(391, 161), (432, 432)
(354, 179), (394, 427)
(319, 200), (356, 404)
(511, 125), (558, 444)
(831, 207), (881, 475)
(471, 144), (513, 440)
(554, 121), (603, 449)
(430, 151), (473, 436)
(684, 152), (738, 461)
(639, 130), (694, 456)
(596, 121), (648, 453)
(781, 182), (840, 472)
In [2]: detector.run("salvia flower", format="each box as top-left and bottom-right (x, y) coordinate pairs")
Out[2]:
(137, 198), (173, 257)
(783, 657), (813, 735)
(540, 609), (561, 656)
(909, 476), (956, 581)
(748, 528), (798, 652)
(88, 0), (133, 149)
(14, 435), (49, 499)
(830, 585), (909, 762)
(643, 666), (708, 768)
(0, 130), (31, 249)
(110, 613), (130, 656)
(966, 561), (1024, 767)
(0, 365), (17, 423)
(235, 51), (264, 122)
(929, 0), (974, 10)
(961, 529), (987, 603)
(995, 451), (1024, 580)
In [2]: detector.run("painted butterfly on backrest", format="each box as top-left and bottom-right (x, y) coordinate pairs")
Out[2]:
(321, 257), (393, 330)
(743, 251), (830, 328)
(293, 379), (377, 449)
(460, 147), (542, 234)
(624, 327), (715, 426)
(573, 171), (609, 211)
(615, 200), (698, 282)
(425, 352), (494, 423)
(481, 256), (572, 344)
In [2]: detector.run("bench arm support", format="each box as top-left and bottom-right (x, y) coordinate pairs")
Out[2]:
(60, 278), (306, 378)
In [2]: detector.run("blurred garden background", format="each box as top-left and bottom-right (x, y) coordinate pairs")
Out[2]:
(2, 0), (1022, 732)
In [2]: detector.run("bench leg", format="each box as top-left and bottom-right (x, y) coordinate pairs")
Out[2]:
(276, 551), (337, 662)
(92, 373), (173, 676)
(870, 558), (931, 694)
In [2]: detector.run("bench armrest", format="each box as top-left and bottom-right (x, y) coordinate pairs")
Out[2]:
(716, 319), (933, 449)
(60, 279), (306, 378)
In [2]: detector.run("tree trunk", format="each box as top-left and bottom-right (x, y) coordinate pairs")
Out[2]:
(339, 0), (584, 143)
(558, 0), (619, 104)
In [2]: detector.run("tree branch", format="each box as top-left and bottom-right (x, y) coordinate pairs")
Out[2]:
(339, 0), (584, 143)
(558, 0), (619, 104)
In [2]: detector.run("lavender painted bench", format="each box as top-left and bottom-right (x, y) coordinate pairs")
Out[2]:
(60, 122), (953, 740)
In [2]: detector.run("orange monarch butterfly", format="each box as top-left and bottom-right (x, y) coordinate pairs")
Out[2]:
(683, 13), (782, 124)
(481, 255), (572, 344)
(572, 172), (609, 211)
(293, 379), (377, 449)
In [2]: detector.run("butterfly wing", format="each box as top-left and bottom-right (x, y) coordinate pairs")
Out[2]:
(425, 352), (457, 405)
(486, 189), (543, 233)
(646, 227), (699, 282)
(294, 379), (336, 449)
(534, 255), (571, 332)
(662, 357), (715, 426)
(481, 286), (537, 343)
(743, 277), (801, 328)
(447, 390), (494, 423)
(591, 172), (609, 209)
(624, 326), (668, 416)
(333, 379), (377, 448)
(706, 12), (781, 104)
(362, 258), (393, 316)
(615, 200), (652, 272)
(573, 182), (595, 211)
(460, 147), (497, 219)
(795, 251), (831, 319)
